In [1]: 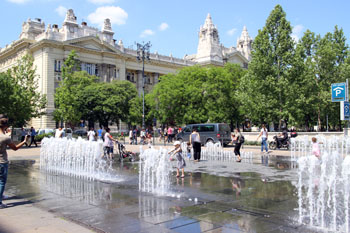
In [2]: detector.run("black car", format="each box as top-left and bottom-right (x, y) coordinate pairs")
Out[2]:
(73, 129), (87, 136)
(176, 123), (231, 146)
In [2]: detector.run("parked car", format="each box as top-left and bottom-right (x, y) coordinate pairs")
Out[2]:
(64, 128), (73, 139)
(176, 123), (231, 146)
(73, 129), (87, 137)
(37, 128), (54, 135)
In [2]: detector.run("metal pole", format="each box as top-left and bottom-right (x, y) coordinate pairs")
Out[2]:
(142, 54), (145, 130)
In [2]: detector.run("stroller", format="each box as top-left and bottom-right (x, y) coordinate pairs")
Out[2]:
(117, 142), (135, 162)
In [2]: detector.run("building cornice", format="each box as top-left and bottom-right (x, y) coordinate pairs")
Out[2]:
(0, 39), (33, 60)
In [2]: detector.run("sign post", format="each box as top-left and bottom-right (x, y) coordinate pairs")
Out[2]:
(340, 101), (350, 121)
(334, 80), (350, 132)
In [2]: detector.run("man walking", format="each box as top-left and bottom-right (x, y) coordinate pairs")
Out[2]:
(28, 127), (37, 147)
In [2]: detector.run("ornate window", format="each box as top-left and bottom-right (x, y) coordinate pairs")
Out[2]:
(54, 60), (61, 72)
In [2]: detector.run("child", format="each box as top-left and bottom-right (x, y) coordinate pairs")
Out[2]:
(186, 141), (192, 159)
(169, 141), (186, 178)
(312, 137), (321, 159)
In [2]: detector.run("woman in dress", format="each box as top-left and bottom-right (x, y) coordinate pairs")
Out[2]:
(169, 141), (186, 178)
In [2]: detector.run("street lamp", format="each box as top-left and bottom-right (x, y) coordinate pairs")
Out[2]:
(136, 41), (151, 130)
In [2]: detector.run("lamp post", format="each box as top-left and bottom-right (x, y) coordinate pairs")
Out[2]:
(136, 41), (151, 130)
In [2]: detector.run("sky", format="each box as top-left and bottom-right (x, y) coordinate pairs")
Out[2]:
(1, 0), (350, 58)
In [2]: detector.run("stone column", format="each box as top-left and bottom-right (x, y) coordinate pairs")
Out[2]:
(154, 72), (159, 84)
(118, 61), (126, 81)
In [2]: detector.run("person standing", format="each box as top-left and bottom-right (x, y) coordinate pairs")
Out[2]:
(87, 127), (96, 141)
(190, 128), (201, 162)
(257, 124), (268, 154)
(97, 127), (103, 140)
(0, 114), (28, 208)
(20, 127), (28, 147)
(129, 129), (133, 144)
(103, 128), (117, 160)
(168, 126), (174, 143)
(28, 127), (37, 147)
(132, 128), (138, 145)
(233, 128), (243, 162)
(164, 127), (168, 143)
(55, 127), (63, 138)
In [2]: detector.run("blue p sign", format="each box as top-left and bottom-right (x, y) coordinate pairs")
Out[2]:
(345, 102), (350, 117)
(332, 83), (347, 102)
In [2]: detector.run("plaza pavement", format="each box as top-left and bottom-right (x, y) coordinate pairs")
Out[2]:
(1, 143), (292, 233)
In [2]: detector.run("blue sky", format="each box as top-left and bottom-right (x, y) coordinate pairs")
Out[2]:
(1, 0), (350, 58)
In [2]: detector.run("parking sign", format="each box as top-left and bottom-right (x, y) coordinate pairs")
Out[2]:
(332, 83), (347, 102)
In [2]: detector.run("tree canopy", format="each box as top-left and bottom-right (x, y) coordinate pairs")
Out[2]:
(0, 54), (46, 127)
(147, 64), (246, 128)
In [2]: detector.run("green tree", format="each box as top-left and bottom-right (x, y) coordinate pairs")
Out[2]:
(53, 51), (95, 126)
(147, 66), (208, 125)
(240, 5), (294, 129)
(290, 26), (348, 130)
(204, 63), (246, 129)
(147, 64), (246, 127)
(128, 95), (153, 127)
(81, 80), (138, 127)
(1, 54), (46, 127)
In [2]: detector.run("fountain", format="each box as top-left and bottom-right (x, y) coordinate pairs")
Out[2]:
(297, 136), (350, 232)
(201, 141), (253, 162)
(40, 137), (122, 182)
(138, 147), (172, 195)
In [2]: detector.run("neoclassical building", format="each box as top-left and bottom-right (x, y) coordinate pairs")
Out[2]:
(0, 9), (252, 129)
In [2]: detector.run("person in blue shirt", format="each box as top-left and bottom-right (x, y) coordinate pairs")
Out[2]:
(97, 127), (103, 140)
(28, 127), (37, 147)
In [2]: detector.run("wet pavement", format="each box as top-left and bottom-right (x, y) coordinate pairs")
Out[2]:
(3, 157), (315, 233)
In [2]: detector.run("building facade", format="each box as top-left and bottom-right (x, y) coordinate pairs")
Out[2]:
(0, 9), (252, 129)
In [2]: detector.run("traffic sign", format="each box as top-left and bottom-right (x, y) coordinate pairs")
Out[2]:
(332, 83), (347, 102)
(340, 101), (350, 120)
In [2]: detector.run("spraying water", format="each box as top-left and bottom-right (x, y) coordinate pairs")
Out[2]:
(297, 136), (350, 232)
(40, 137), (121, 182)
(138, 147), (172, 195)
(201, 141), (253, 162)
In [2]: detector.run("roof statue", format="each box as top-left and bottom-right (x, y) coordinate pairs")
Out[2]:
(103, 18), (112, 32)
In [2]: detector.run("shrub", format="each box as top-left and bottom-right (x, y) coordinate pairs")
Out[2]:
(35, 132), (54, 142)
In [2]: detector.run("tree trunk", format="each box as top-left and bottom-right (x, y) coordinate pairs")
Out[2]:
(317, 108), (322, 132)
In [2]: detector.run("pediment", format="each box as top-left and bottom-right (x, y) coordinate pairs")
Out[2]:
(225, 51), (248, 63)
(65, 37), (119, 54)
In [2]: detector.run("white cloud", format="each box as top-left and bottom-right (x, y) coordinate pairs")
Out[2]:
(159, 23), (169, 31)
(88, 6), (128, 27)
(140, 29), (155, 38)
(227, 28), (237, 36)
(7, 0), (30, 4)
(88, 0), (115, 4)
(291, 24), (304, 42)
(55, 6), (67, 17)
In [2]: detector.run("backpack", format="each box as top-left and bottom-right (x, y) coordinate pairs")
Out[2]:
(239, 135), (245, 144)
